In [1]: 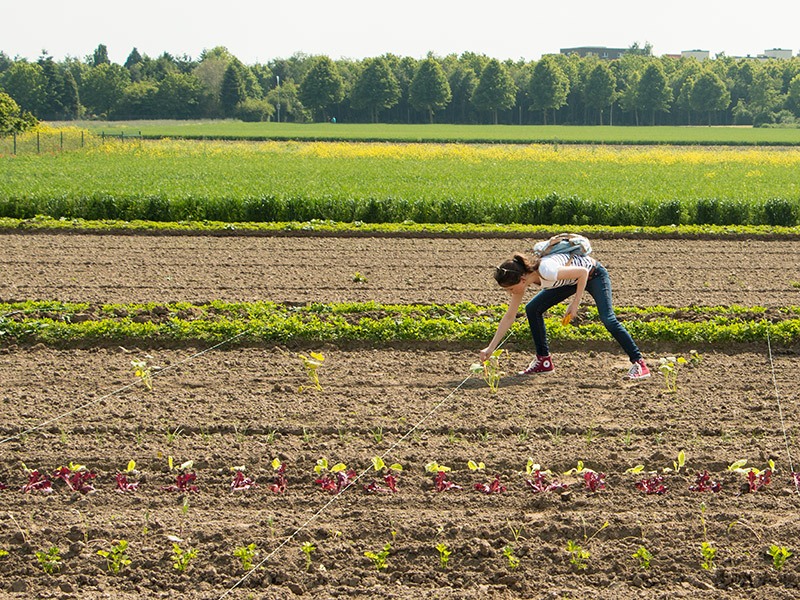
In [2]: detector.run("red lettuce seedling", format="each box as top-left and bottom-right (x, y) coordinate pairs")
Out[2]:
(792, 472), (800, 490)
(230, 467), (258, 492)
(114, 460), (140, 493)
(583, 471), (607, 493)
(54, 464), (97, 495)
(635, 474), (667, 495)
(425, 461), (461, 492)
(365, 457), (402, 494)
(746, 468), (771, 493)
(474, 474), (506, 494)
(269, 458), (288, 494)
(163, 472), (198, 493)
(313, 457), (355, 494)
(525, 469), (569, 494)
(115, 473), (140, 492)
(0, 481), (7, 490)
(689, 470), (722, 493)
(21, 465), (53, 494)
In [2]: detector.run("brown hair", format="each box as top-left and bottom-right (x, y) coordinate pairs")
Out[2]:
(494, 253), (539, 287)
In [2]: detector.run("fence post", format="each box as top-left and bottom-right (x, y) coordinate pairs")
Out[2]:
(81, 130), (84, 148)
(13, 132), (16, 155)
(102, 131), (105, 142)
(60, 131), (64, 151)
(37, 131), (40, 154)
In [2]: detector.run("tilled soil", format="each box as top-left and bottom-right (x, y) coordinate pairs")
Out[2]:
(1, 231), (800, 599)
(2, 232), (799, 307)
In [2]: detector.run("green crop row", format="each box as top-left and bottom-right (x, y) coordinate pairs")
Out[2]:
(2, 140), (800, 226)
(3, 301), (799, 347)
(3, 215), (800, 239)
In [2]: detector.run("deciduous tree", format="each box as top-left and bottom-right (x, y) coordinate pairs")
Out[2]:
(409, 57), (451, 123)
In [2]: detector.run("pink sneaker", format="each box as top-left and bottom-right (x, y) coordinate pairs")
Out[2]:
(519, 355), (554, 375)
(625, 359), (651, 380)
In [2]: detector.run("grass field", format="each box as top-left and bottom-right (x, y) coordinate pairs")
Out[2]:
(2, 138), (800, 226)
(50, 120), (800, 146)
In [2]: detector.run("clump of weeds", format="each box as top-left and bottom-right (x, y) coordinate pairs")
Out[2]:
(36, 546), (62, 574)
(632, 545), (652, 570)
(171, 543), (198, 572)
(435, 542), (451, 569)
(364, 542), (391, 570)
(768, 545), (792, 570)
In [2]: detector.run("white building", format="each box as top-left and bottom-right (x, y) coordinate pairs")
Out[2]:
(761, 48), (793, 59)
(681, 49), (710, 61)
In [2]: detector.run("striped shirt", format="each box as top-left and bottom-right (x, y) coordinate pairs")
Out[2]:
(536, 254), (597, 289)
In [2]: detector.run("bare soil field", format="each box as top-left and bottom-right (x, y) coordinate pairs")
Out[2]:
(1, 232), (800, 599)
(2, 232), (799, 307)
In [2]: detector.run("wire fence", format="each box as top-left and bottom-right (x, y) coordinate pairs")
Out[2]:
(0, 128), (142, 156)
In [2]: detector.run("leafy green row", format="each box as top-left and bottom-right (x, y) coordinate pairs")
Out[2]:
(2, 216), (800, 240)
(2, 301), (799, 346)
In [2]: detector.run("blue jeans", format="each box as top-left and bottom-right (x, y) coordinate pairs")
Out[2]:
(525, 265), (642, 362)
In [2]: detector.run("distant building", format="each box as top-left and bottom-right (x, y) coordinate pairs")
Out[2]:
(761, 48), (793, 59)
(560, 46), (627, 60)
(681, 49), (710, 61)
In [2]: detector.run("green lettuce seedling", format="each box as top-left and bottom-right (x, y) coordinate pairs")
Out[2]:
(298, 351), (325, 391)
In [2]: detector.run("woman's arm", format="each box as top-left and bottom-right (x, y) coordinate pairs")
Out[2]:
(557, 266), (590, 319)
(480, 292), (525, 361)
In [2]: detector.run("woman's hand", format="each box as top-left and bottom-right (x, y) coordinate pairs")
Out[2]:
(479, 347), (493, 362)
(565, 299), (580, 321)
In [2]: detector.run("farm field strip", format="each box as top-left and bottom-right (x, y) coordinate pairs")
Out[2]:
(1, 345), (800, 598)
(3, 140), (800, 226)
(57, 121), (800, 146)
(2, 234), (799, 309)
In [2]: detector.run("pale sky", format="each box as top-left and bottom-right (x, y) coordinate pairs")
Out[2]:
(3, 0), (799, 65)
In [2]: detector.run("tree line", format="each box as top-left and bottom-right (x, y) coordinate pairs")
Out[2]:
(2, 43), (800, 129)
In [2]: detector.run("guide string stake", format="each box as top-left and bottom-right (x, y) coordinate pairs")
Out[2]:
(219, 331), (515, 599)
(766, 330), (798, 494)
(0, 330), (248, 446)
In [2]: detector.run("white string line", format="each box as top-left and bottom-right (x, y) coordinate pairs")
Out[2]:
(766, 331), (798, 493)
(218, 333), (514, 599)
(0, 331), (248, 446)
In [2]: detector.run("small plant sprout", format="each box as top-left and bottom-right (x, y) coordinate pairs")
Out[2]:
(0, 549), (8, 558)
(364, 542), (391, 570)
(688, 349), (702, 366)
(566, 539), (590, 570)
(171, 543), (198, 572)
(364, 456), (402, 493)
(352, 271), (368, 283)
(700, 541), (717, 570)
(632, 545), (652, 570)
(301, 541), (316, 571)
(36, 546), (62, 574)
(658, 355), (687, 392)
(502, 545), (520, 569)
(233, 543), (258, 571)
(470, 349), (505, 393)
(298, 351), (325, 391)
(314, 457), (356, 493)
(670, 450), (686, 474)
(269, 458), (288, 494)
(230, 466), (258, 491)
(435, 542), (451, 569)
(525, 462), (568, 494)
(97, 540), (131, 574)
(767, 545), (792, 570)
(467, 460), (485, 472)
(132, 357), (153, 390)
(699, 502), (717, 570)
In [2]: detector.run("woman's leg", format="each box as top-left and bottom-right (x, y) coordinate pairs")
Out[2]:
(586, 265), (642, 362)
(526, 286), (575, 356)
